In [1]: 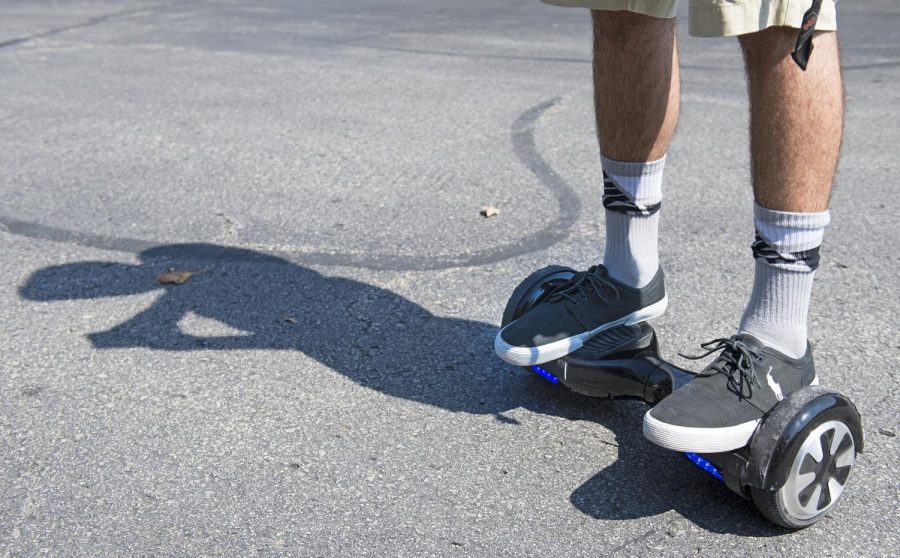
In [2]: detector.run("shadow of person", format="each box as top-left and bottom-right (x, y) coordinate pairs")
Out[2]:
(20, 243), (557, 416)
(18, 242), (783, 535)
(568, 410), (786, 536)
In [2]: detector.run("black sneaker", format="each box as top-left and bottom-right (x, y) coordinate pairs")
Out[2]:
(494, 265), (667, 366)
(643, 334), (819, 453)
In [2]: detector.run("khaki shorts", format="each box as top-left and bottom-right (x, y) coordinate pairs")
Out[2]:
(541, 0), (837, 37)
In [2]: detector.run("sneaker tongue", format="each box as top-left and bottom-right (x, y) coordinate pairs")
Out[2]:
(700, 335), (761, 377)
(586, 264), (608, 277)
(732, 333), (766, 351)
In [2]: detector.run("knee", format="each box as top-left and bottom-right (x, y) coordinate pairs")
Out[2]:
(592, 10), (674, 47)
(739, 27), (836, 67)
(739, 26), (795, 55)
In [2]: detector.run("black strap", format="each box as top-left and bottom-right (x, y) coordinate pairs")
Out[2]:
(791, 0), (824, 70)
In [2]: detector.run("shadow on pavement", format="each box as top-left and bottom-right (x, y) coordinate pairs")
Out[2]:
(19, 242), (783, 536)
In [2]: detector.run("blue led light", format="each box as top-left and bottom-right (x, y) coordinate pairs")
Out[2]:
(683, 452), (724, 481)
(530, 365), (559, 384)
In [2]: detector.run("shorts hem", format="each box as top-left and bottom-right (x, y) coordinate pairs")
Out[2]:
(541, 0), (838, 37)
(689, 0), (837, 37)
(540, 0), (676, 19)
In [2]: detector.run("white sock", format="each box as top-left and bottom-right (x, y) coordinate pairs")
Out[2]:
(601, 154), (665, 288)
(739, 203), (831, 358)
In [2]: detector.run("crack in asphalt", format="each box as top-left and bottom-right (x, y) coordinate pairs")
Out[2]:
(346, 298), (376, 360)
(609, 515), (682, 554)
(341, 43), (897, 72)
(0, 6), (169, 50)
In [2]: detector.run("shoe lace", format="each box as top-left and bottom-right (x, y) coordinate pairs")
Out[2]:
(678, 337), (763, 399)
(546, 266), (619, 305)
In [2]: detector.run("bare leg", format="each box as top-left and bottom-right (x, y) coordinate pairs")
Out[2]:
(592, 11), (679, 288)
(738, 29), (843, 358)
(592, 10), (679, 161)
(741, 29), (844, 212)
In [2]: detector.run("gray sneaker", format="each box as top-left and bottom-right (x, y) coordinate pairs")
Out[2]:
(643, 334), (819, 453)
(494, 264), (667, 366)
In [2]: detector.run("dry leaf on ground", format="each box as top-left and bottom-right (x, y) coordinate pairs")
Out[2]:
(154, 271), (194, 285)
(480, 206), (500, 218)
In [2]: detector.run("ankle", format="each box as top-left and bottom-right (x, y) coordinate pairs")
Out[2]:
(604, 252), (658, 288)
(600, 155), (665, 290)
(737, 322), (808, 359)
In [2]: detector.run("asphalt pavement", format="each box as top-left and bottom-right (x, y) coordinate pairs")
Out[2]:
(1, 1), (898, 556)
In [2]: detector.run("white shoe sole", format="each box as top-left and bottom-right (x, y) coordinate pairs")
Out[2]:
(494, 295), (667, 366)
(642, 412), (760, 453)
(642, 375), (820, 453)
